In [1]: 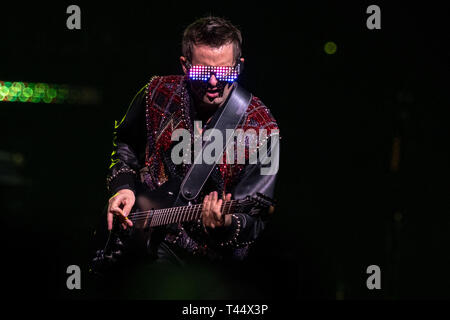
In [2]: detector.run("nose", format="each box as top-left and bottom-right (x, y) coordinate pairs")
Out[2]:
(208, 74), (218, 87)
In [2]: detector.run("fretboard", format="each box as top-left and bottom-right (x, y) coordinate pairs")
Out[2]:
(128, 200), (238, 228)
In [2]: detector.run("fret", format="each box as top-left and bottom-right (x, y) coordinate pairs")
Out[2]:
(221, 201), (226, 215)
(143, 210), (151, 228)
(163, 208), (169, 225)
(189, 205), (195, 222)
(150, 212), (157, 227)
(189, 205), (197, 221)
(168, 208), (173, 224)
(184, 205), (191, 223)
(151, 211), (158, 227)
(173, 206), (178, 223)
(198, 204), (203, 219)
(159, 210), (165, 226)
(176, 206), (182, 224)
(150, 211), (155, 225)
(225, 200), (232, 215)
(167, 208), (174, 225)
(157, 210), (162, 226)
(198, 204), (203, 220)
(176, 206), (182, 223)
(159, 210), (164, 226)
(178, 206), (183, 223)
(176, 207), (181, 223)
(173, 206), (179, 223)
(198, 203), (203, 219)
(166, 208), (173, 225)
(184, 205), (190, 222)
(155, 211), (162, 227)
(189, 206), (194, 222)
(180, 206), (186, 223)
(196, 204), (201, 220)
(163, 207), (170, 225)
(159, 211), (164, 226)
(149, 212), (154, 227)
(181, 206), (188, 221)
(225, 200), (231, 215)
(195, 204), (201, 220)
(191, 205), (197, 221)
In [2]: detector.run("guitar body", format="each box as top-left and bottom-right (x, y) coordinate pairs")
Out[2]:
(90, 178), (183, 275)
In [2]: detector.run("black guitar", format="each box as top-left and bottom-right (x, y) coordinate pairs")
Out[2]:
(90, 178), (275, 274)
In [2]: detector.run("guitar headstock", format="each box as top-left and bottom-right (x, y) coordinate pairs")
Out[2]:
(250, 192), (276, 208)
(235, 193), (276, 217)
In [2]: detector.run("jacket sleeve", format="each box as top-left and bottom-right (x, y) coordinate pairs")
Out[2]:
(106, 85), (147, 195)
(210, 131), (281, 248)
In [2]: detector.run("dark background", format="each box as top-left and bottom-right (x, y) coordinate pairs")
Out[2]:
(1, 1), (449, 299)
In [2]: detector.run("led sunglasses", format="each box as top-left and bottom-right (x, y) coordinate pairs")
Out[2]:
(187, 64), (240, 82)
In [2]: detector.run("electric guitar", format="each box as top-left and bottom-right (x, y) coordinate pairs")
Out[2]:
(89, 178), (275, 274)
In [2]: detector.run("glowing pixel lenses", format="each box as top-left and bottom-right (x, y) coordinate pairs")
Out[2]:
(188, 65), (238, 82)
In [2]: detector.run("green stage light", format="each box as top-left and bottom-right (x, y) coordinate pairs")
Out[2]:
(31, 96), (41, 103)
(42, 94), (53, 104)
(324, 41), (337, 55)
(47, 87), (57, 99)
(19, 93), (28, 102)
(23, 87), (33, 98)
(1, 80), (101, 105)
(34, 83), (46, 99)
(0, 86), (9, 99)
(59, 86), (69, 99)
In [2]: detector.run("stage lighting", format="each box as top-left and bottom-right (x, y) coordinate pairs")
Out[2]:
(324, 41), (337, 55)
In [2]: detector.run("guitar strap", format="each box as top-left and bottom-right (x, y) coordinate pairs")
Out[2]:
(174, 83), (252, 206)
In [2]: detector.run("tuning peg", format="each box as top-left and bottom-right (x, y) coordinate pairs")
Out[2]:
(256, 192), (276, 205)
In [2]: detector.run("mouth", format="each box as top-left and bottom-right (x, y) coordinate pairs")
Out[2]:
(206, 91), (219, 99)
(206, 88), (221, 99)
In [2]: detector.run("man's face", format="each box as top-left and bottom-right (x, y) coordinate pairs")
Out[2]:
(181, 43), (236, 109)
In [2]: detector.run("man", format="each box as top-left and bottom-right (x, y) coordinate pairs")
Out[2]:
(105, 16), (279, 265)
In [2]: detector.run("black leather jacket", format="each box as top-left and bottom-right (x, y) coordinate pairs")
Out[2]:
(106, 79), (280, 262)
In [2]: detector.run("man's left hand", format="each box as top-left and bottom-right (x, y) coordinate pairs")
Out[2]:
(201, 191), (232, 229)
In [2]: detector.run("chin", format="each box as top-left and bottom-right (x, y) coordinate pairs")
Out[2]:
(203, 96), (223, 106)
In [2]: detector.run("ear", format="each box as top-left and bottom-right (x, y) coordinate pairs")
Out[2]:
(180, 56), (188, 75)
(240, 57), (245, 64)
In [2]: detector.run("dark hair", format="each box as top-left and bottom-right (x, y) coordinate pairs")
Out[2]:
(182, 16), (242, 63)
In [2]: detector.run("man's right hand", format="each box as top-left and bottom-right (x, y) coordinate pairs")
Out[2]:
(107, 189), (135, 230)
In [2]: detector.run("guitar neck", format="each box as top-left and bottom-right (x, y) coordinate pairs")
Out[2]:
(129, 199), (238, 228)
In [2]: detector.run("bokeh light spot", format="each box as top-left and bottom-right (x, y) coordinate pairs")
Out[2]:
(324, 41), (337, 55)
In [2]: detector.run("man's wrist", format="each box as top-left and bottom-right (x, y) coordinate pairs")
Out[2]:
(110, 184), (135, 195)
(107, 168), (137, 193)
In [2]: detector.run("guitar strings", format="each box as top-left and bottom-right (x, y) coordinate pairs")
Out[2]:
(128, 199), (245, 220)
(129, 200), (246, 222)
(129, 203), (238, 223)
(119, 199), (253, 224)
